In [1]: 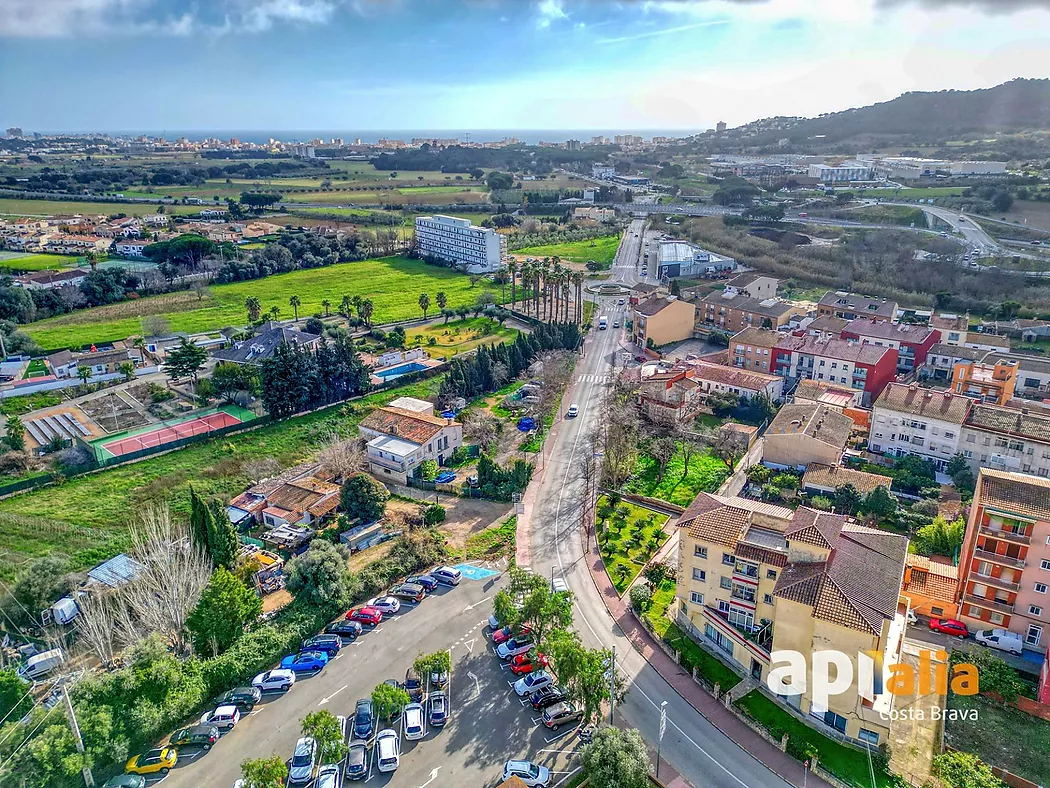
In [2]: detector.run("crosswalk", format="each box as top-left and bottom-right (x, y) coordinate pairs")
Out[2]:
(576, 373), (611, 384)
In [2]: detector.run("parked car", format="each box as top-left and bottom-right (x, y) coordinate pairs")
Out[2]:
(102, 777), (145, 788)
(510, 652), (548, 676)
(391, 583), (426, 603)
(975, 628), (1024, 655)
(199, 704), (240, 731)
(302, 634), (343, 656)
(125, 748), (177, 776)
(488, 614), (501, 630)
(542, 702), (583, 730)
(428, 691), (448, 727)
(347, 606), (383, 626)
(214, 686), (261, 710)
(515, 670), (554, 697)
(929, 618), (969, 639)
(408, 575), (438, 592)
(432, 566), (462, 586)
(315, 763), (342, 788)
(502, 760), (551, 788)
(280, 650), (329, 673)
(404, 668), (425, 702)
(367, 596), (401, 615)
(497, 637), (535, 660)
(566, 404), (579, 418)
(493, 624), (530, 645)
(530, 685), (568, 710)
(376, 729), (400, 773)
(353, 698), (374, 740)
(288, 737), (318, 785)
(252, 668), (295, 693)
(170, 724), (219, 750)
(403, 702), (425, 740)
(430, 665), (449, 689)
(345, 740), (369, 781)
(325, 620), (363, 640)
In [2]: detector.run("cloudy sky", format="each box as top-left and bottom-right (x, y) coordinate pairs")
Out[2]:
(1, 0), (1049, 133)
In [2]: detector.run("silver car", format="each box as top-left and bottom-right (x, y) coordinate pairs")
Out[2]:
(288, 737), (317, 785)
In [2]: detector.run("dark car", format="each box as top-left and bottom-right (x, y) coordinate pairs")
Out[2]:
(530, 685), (569, 711)
(428, 691), (448, 727)
(214, 686), (261, 711)
(404, 668), (425, 702)
(170, 724), (219, 750)
(407, 575), (438, 592)
(353, 698), (375, 740)
(302, 634), (343, 656)
(345, 739), (369, 781)
(325, 620), (363, 640)
(102, 777), (146, 788)
(391, 582), (426, 603)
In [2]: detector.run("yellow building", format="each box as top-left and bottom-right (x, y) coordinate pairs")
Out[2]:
(677, 495), (909, 747)
(762, 402), (854, 471)
(632, 295), (696, 348)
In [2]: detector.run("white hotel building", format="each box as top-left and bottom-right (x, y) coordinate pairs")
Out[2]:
(414, 215), (506, 274)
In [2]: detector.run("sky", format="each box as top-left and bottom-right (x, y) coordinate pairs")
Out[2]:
(1, 0), (1050, 134)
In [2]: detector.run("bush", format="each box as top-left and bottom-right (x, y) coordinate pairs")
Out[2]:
(422, 504), (446, 526)
(629, 584), (652, 612)
(747, 464), (772, 484)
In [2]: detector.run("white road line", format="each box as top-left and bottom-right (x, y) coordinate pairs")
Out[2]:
(538, 749), (578, 755)
(551, 768), (583, 787)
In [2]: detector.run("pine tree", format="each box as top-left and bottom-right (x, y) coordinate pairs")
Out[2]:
(207, 500), (239, 569)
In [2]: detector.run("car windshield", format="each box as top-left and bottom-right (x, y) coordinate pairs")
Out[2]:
(529, 764), (541, 778)
(291, 752), (313, 767)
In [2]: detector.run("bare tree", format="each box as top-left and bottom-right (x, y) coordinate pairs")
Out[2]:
(75, 591), (121, 667)
(600, 380), (641, 489)
(190, 280), (208, 301)
(462, 410), (499, 452)
(317, 436), (365, 482)
(648, 437), (676, 481)
(142, 315), (172, 338)
(243, 456), (281, 484)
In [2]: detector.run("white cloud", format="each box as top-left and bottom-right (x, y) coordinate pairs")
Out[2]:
(241, 0), (336, 32)
(0, 0), (197, 38)
(597, 18), (730, 44)
(536, 0), (568, 27)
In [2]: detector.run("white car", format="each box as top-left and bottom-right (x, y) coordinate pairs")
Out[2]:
(288, 737), (318, 785)
(376, 729), (400, 773)
(252, 668), (296, 693)
(488, 614), (501, 630)
(315, 763), (342, 788)
(514, 670), (554, 697)
(502, 760), (551, 788)
(367, 596), (401, 615)
(199, 704), (240, 730)
(566, 404), (579, 418)
(403, 702), (425, 740)
(975, 628), (1023, 655)
(496, 637), (535, 660)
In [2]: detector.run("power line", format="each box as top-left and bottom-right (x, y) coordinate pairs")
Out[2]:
(0, 700), (61, 777)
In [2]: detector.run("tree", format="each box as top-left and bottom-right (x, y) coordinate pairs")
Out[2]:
(629, 584), (651, 612)
(860, 485), (897, 523)
(240, 191), (283, 212)
(118, 361), (136, 382)
(245, 296), (262, 322)
(289, 294), (301, 322)
(211, 362), (258, 402)
(240, 755), (289, 788)
(832, 483), (862, 515)
(418, 292), (431, 320)
(0, 668), (32, 723)
(932, 751), (1005, 788)
(643, 561), (671, 591)
(286, 540), (358, 612)
(164, 337), (207, 384)
(321, 298), (332, 317)
(359, 298), (374, 326)
(648, 437), (676, 482)
(546, 629), (625, 724)
(269, 305), (281, 321)
(188, 488), (238, 569)
(341, 472), (389, 524)
(371, 680), (410, 721)
(301, 710), (348, 765)
(412, 650), (451, 684)
(187, 567), (262, 656)
(915, 515), (966, 556)
(76, 365), (92, 387)
(4, 414), (24, 452)
(4, 555), (71, 626)
(436, 291), (447, 311)
(580, 726), (651, 788)
(494, 566), (573, 649)
(418, 459), (439, 481)
(947, 453), (976, 495)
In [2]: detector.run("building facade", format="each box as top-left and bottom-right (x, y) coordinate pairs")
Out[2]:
(729, 327), (781, 374)
(763, 402), (854, 470)
(960, 403), (1050, 479)
(700, 291), (803, 333)
(951, 359), (1018, 405)
(632, 295), (696, 348)
(869, 383), (971, 472)
(357, 397), (463, 485)
(414, 215), (506, 274)
(840, 319), (940, 374)
(817, 292), (897, 322)
(772, 335), (898, 406)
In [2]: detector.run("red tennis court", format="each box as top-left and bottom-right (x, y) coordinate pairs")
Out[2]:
(100, 411), (244, 457)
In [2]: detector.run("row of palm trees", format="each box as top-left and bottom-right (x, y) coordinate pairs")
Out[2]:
(507, 257), (585, 325)
(243, 294), (375, 326)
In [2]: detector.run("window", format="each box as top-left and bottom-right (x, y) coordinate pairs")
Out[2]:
(694, 545), (707, 559)
(1036, 583), (1048, 594)
(1027, 625), (1043, 647)
(858, 729), (880, 746)
(717, 600), (731, 614)
(1029, 605), (1043, 616)
(720, 576), (733, 590)
(823, 711), (848, 733)
(990, 612), (1005, 625)
(964, 450), (973, 458)
(690, 592), (704, 605)
(931, 606), (944, 616)
(722, 553), (735, 565)
(945, 431), (955, 439)
(1041, 560), (1050, 571)
(766, 569), (777, 580)
(966, 434), (976, 443)
(763, 594), (774, 605)
(967, 605), (982, 617)
(692, 568), (707, 582)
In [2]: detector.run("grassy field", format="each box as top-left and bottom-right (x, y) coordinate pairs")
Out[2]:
(595, 496), (670, 593)
(0, 376), (442, 579)
(405, 317), (518, 355)
(623, 442), (730, 507)
(515, 233), (622, 266)
(0, 198), (203, 217)
(283, 188), (490, 205)
(862, 186), (967, 199)
(945, 692), (1050, 784)
(24, 256), (503, 350)
(398, 185), (486, 195)
(0, 253), (81, 271)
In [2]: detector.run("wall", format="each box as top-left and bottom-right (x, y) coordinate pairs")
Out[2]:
(762, 433), (839, 471)
(1, 365), (161, 398)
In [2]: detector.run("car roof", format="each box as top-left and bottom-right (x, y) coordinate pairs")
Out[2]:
(294, 737), (315, 753)
(214, 705), (237, 714)
(546, 702), (571, 714)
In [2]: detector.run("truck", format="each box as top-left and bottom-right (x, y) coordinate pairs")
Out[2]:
(598, 315), (608, 330)
(17, 648), (65, 681)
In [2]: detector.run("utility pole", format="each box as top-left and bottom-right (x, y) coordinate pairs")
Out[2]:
(62, 685), (94, 788)
(608, 644), (616, 726)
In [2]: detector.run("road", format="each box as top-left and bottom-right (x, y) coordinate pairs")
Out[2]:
(524, 218), (793, 788)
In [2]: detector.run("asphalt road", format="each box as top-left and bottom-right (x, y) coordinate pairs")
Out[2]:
(524, 219), (792, 788)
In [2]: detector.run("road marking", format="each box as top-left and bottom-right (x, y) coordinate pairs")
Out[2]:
(464, 638), (476, 653)
(417, 767), (441, 788)
(374, 627), (384, 634)
(551, 768), (582, 787)
(463, 596), (492, 612)
(466, 671), (481, 699)
(332, 653), (344, 660)
(318, 685), (347, 706)
(248, 707), (265, 717)
(538, 749), (578, 754)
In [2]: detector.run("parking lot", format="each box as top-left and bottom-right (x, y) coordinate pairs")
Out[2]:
(159, 563), (582, 788)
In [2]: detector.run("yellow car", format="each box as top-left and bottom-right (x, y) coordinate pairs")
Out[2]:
(125, 747), (177, 775)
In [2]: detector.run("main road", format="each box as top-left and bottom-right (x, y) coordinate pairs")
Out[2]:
(524, 218), (794, 788)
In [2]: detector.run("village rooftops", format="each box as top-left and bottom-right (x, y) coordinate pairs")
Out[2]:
(793, 380), (857, 409)
(805, 315), (850, 335)
(842, 318), (938, 343)
(676, 492), (793, 548)
(359, 405), (455, 446)
(974, 468), (1050, 522)
(635, 294), (687, 317)
(873, 382), (972, 424)
(802, 463), (892, 496)
(731, 326), (781, 348)
(15, 269), (89, 286)
(775, 334), (894, 366)
(765, 402), (854, 449)
(818, 290), (897, 319)
(212, 322), (320, 365)
(927, 343), (986, 362)
(964, 402), (1050, 444)
(700, 290), (798, 319)
(683, 360), (781, 390)
(929, 313), (969, 332)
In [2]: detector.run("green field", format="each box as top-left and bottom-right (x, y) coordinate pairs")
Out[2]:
(283, 188), (490, 205)
(0, 377), (442, 579)
(0, 253), (81, 272)
(515, 233), (622, 266)
(596, 496), (670, 593)
(23, 256), (503, 350)
(398, 185), (487, 195)
(862, 186), (967, 199)
(623, 442), (731, 507)
(0, 198), (203, 217)
(405, 317), (519, 355)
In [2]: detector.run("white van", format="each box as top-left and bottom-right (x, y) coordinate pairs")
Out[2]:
(975, 628), (1023, 655)
(17, 649), (64, 681)
(432, 566), (461, 586)
(376, 729), (400, 773)
(403, 702), (425, 740)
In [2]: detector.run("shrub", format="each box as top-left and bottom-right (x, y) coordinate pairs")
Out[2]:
(629, 584), (652, 612)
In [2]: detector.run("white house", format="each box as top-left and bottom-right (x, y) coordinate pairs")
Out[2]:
(113, 239), (151, 258)
(869, 383), (971, 472)
(357, 397), (463, 485)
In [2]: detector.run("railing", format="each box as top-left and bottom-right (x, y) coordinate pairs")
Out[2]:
(366, 454), (409, 473)
(971, 572), (1021, 592)
(962, 594), (1015, 615)
(979, 525), (1031, 545)
(973, 548), (1026, 569)
(730, 589), (757, 604)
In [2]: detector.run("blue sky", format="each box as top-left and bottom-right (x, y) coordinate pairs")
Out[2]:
(1, 0), (1049, 133)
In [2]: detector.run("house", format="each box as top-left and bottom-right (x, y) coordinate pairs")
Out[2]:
(631, 295), (696, 348)
(699, 290), (804, 333)
(212, 322), (322, 366)
(43, 234), (109, 255)
(869, 383), (971, 472)
(763, 402), (854, 470)
(960, 402), (1050, 479)
(929, 313), (971, 346)
(804, 315), (850, 339)
(956, 469), (1050, 652)
(902, 554), (959, 620)
(772, 335), (898, 407)
(792, 379), (863, 411)
(573, 206), (616, 222)
(922, 342), (988, 382)
(722, 273), (779, 301)
(358, 397), (463, 485)
(228, 474), (341, 529)
(142, 214), (169, 227)
(84, 553), (146, 590)
(638, 369), (702, 425)
(801, 463), (891, 498)
(45, 347), (138, 379)
(729, 327), (781, 374)
(629, 282), (662, 305)
(113, 239), (151, 258)
(840, 319), (940, 374)
(14, 269), (89, 290)
(683, 360), (784, 403)
(676, 497), (908, 747)
(951, 359), (1018, 405)
(817, 291), (897, 321)
(200, 208), (229, 219)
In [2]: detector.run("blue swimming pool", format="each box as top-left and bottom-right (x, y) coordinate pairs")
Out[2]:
(374, 361), (428, 380)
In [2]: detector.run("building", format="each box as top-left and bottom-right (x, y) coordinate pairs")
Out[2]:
(5, 127), (23, 138)
(840, 319), (940, 374)
(414, 215), (505, 274)
(902, 554), (959, 620)
(14, 269), (88, 290)
(956, 469), (1050, 652)
(572, 206), (616, 222)
(614, 134), (643, 147)
(632, 295), (696, 348)
(212, 322), (321, 366)
(929, 313), (971, 346)
(657, 241), (735, 279)
(869, 383), (971, 471)
(200, 208), (229, 219)
(700, 291), (803, 334)
(228, 472), (341, 529)
(773, 335), (898, 406)
(716, 121), (727, 133)
(922, 343), (988, 382)
(639, 369), (702, 425)
(951, 359), (1018, 405)
(676, 497), (907, 747)
(792, 379), (864, 411)
(807, 162), (874, 183)
(729, 327), (781, 374)
(358, 397), (463, 485)
(817, 291), (897, 322)
(801, 463), (891, 499)
(763, 402), (854, 470)
(722, 273), (778, 301)
(113, 239), (151, 258)
(960, 403), (1050, 479)
(45, 347), (138, 379)
(591, 165), (616, 179)
(684, 361), (784, 403)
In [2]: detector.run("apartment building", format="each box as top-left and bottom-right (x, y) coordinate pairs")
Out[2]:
(700, 290), (804, 333)
(869, 383), (971, 472)
(763, 402), (854, 470)
(840, 319), (940, 374)
(729, 327), (780, 374)
(960, 403), (1050, 479)
(817, 291), (897, 322)
(677, 496), (907, 746)
(414, 215), (506, 274)
(358, 397), (463, 485)
(722, 273), (779, 301)
(792, 379), (864, 411)
(639, 369), (702, 425)
(929, 313), (971, 346)
(923, 343), (987, 382)
(632, 295), (696, 348)
(807, 162), (874, 183)
(685, 361), (784, 403)
(957, 469), (1050, 652)
(951, 359), (1018, 405)
(772, 335), (898, 406)
(805, 315), (849, 340)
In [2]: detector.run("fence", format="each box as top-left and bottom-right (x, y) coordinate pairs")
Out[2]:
(1, 365), (161, 399)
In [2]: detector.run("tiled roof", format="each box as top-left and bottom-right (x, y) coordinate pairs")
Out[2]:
(731, 327), (781, 348)
(842, 318), (937, 344)
(725, 272), (773, 288)
(676, 493), (751, 548)
(359, 406), (454, 445)
(904, 554), (958, 603)
(785, 508), (846, 550)
(930, 313), (969, 332)
(635, 295), (688, 317)
(817, 291), (896, 318)
(802, 463), (891, 495)
(965, 402), (1050, 443)
(927, 343), (987, 362)
(701, 290), (799, 319)
(793, 380), (857, 408)
(686, 361), (781, 391)
(775, 334), (895, 366)
(806, 315), (849, 335)
(873, 382), (971, 425)
(977, 468), (1050, 521)
(766, 402), (854, 450)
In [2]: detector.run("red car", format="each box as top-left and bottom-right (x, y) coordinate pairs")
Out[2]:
(929, 618), (969, 639)
(346, 606), (383, 627)
(492, 624), (530, 646)
(510, 652), (549, 676)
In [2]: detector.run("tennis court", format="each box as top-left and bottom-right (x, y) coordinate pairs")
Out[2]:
(97, 408), (248, 458)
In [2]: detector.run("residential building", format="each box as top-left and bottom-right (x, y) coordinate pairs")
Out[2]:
(414, 215), (506, 274)
(212, 322), (321, 366)
(801, 463), (891, 498)
(902, 554), (959, 620)
(807, 162), (874, 183)
(957, 469), (1050, 652)
(632, 295), (696, 348)
(43, 234), (109, 255)
(804, 315), (849, 339)
(792, 379), (864, 411)
(683, 361), (784, 403)
(358, 397), (463, 485)
(817, 291), (897, 322)
(629, 282), (662, 306)
(840, 319), (940, 374)
(869, 383), (970, 472)
(657, 241), (735, 280)
(200, 208), (229, 219)
(922, 343), (988, 382)
(572, 206), (616, 222)
(929, 313), (971, 346)
(729, 327), (781, 374)
(960, 403), (1050, 478)
(113, 239), (151, 258)
(772, 335), (898, 406)
(722, 273), (778, 301)
(639, 369), (702, 425)
(228, 472), (341, 529)
(700, 291), (804, 333)
(951, 359), (1018, 405)
(763, 402), (854, 470)
(13, 269), (88, 290)
(45, 348), (138, 379)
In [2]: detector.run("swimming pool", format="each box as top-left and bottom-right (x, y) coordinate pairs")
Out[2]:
(374, 361), (428, 380)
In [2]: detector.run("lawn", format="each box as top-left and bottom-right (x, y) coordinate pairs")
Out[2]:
(734, 691), (893, 788)
(283, 189), (490, 205)
(0, 391), (62, 416)
(0, 253), (80, 272)
(945, 692), (1050, 784)
(595, 495), (670, 593)
(457, 516), (516, 561)
(21, 359), (48, 379)
(0, 198), (204, 217)
(405, 317), (519, 356)
(515, 234), (622, 267)
(398, 185), (487, 195)
(23, 256), (503, 350)
(623, 442), (731, 507)
(0, 376), (442, 579)
(862, 186), (968, 199)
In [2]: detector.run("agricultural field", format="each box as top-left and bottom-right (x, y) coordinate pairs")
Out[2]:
(282, 188), (490, 205)
(861, 186), (967, 199)
(0, 252), (80, 272)
(405, 316), (518, 356)
(23, 255), (503, 350)
(595, 495), (670, 593)
(0, 197), (203, 217)
(515, 233), (622, 266)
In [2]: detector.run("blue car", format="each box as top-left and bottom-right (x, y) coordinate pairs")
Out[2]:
(280, 650), (329, 674)
(407, 574), (438, 592)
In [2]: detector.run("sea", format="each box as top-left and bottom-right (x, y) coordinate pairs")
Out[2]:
(77, 129), (703, 145)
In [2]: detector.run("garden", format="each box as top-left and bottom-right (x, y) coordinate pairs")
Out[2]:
(595, 495), (670, 594)
(404, 316), (518, 356)
(515, 233), (622, 268)
(622, 441), (731, 507)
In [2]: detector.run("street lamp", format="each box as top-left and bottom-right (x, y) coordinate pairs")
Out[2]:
(656, 700), (667, 779)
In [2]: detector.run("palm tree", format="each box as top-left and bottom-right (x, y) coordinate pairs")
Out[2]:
(359, 298), (374, 327)
(245, 296), (262, 322)
(289, 294), (301, 322)
(518, 262), (531, 315)
(321, 299), (331, 317)
(339, 295), (352, 318)
(118, 361), (135, 382)
(351, 295), (363, 317)
(508, 260), (518, 309)
(269, 305), (281, 321)
(76, 366), (92, 388)
(436, 291), (447, 312)
(572, 271), (584, 323)
(418, 292), (431, 320)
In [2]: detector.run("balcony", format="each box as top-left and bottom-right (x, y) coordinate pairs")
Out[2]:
(971, 573), (1021, 592)
(962, 594), (1015, 616)
(704, 605), (773, 657)
(979, 526), (1030, 545)
(730, 588), (757, 605)
(973, 549), (1026, 569)
(366, 454), (408, 473)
